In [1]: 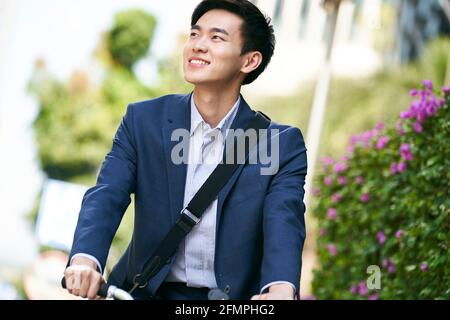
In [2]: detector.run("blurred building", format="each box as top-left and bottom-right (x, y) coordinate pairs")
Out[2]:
(244, 0), (450, 95)
(244, 0), (385, 96)
(395, 0), (450, 63)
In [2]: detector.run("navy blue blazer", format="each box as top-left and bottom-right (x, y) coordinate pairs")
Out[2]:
(69, 93), (307, 299)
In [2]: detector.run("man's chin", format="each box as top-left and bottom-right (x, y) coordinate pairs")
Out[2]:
(184, 76), (211, 86)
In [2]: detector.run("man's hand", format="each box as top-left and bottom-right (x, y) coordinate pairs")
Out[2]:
(64, 256), (104, 300)
(251, 283), (295, 300)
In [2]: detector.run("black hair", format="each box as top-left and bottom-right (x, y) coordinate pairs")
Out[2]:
(191, 0), (275, 85)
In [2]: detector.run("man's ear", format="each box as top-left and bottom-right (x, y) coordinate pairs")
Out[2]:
(241, 51), (263, 75)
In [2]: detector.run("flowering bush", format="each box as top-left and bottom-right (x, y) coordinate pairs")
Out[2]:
(311, 81), (450, 299)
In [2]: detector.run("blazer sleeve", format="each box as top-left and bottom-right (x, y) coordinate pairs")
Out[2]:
(68, 103), (137, 271)
(259, 126), (308, 293)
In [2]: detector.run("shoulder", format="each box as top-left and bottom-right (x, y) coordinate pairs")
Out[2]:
(266, 122), (307, 174)
(128, 93), (190, 113)
(268, 121), (306, 146)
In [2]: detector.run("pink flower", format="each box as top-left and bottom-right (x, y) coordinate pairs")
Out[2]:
(350, 285), (357, 294)
(409, 89), (418, 96)
(420, 89), (428, 99)
(400, 143), (413, 161)
(400, 110), (411, 119)
(358, 282), (368, 295)
(355, 176), (364, 185)
(319, 228), (327, 237)
(413, 121), (422, 133)
(324, 176), (333, 186)
(321, 156), (335, 167)
(417, 110), (426, 122)
(404, 153), (413, 161)
(422, 79), (433, 90)
(327, 244), (337, 256)
(327, 208), (337, 220)
(388, 264), (396, 274)
(382, 258), (395, 273)
(397, 161), (407, 172)
(396, 121), (405, 135)
(376, 231), (386, 245)
(337, 176), (347, 185)
(361, 130), (374, 145)
(442, 86), (450, 94)
(395, 229), (404, 238)
(376, 136), (389, 149)
(368, 293), (379, 300)
(420, 262), (428, 272)
(375, 122), (384, 131)
(331, 193), (342, 203)
(333, 162), (347, 174)
(426, 104), (437, 116)
(400, 143), (410, 154)
(390, 162), (398, 175)
(360, 193), (370, 203)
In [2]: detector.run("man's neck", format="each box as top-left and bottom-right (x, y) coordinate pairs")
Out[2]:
(192, 86), (241, 128)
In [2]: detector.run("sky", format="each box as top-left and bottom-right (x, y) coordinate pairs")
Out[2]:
(10, 0), (198, 83)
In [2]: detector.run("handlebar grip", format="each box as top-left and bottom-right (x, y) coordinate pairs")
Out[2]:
(61, 277), (110, 298)
(97, 282), (110, 298)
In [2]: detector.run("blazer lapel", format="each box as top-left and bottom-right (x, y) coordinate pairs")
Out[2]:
(162, 93), (192, 224)
(216, 95), (256, 231)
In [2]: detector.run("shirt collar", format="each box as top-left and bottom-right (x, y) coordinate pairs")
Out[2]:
(190, 94), (240, 137)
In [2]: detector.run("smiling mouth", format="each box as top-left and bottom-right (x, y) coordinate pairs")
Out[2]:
(188, 58), (210, 66)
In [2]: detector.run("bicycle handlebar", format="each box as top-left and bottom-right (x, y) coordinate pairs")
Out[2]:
(61, 277), (133, 300)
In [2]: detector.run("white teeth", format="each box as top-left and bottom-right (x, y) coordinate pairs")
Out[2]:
(190, 59), (209, 65)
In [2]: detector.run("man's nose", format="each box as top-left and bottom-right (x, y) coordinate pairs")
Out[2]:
(193, 37), (208, 53)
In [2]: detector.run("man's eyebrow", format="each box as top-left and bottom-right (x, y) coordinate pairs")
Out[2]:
(191, 25), (230, 36)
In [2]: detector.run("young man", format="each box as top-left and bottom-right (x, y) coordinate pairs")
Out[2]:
(64, 0), (307, 300)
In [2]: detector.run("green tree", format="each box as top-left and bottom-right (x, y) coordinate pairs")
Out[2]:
(107, 9), (156, 69)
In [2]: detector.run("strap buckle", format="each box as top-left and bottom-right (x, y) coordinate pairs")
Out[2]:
(180, 207), (200, 225)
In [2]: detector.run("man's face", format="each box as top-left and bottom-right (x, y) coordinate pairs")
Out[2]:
(183, 9), (247, 86)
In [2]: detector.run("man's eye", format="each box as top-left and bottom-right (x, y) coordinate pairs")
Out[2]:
(212, 35), (223, 40)
(190, 32), (198, 37)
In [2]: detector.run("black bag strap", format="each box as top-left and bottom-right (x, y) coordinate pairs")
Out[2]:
(129, 111), (271, 293)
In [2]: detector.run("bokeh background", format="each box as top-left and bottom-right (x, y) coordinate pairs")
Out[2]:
(0, 0), (448, 300)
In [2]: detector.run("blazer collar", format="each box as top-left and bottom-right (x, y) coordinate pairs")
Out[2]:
(165, 92), (254, 132)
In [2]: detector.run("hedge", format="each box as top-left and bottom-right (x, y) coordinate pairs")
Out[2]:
(312, 80), (449, 299)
